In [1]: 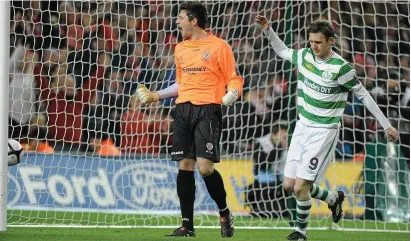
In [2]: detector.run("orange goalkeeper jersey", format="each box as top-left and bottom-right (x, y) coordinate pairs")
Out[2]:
(174, 33), (244, 105)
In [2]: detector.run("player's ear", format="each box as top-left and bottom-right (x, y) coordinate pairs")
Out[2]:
(191, 17), (198, 27)
(328, 37), (335, 46)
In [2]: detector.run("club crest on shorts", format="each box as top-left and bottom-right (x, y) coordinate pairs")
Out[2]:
(202, 50), (211, 61)
(206, 143), (213, 151)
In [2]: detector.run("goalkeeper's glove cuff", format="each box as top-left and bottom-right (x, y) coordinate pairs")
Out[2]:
(152, 92), (160, 102)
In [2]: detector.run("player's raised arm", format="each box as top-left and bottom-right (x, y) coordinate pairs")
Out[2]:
(337, 64), (399, 142)
(219, 42), (244, 106)
(255, 15), (295, 63)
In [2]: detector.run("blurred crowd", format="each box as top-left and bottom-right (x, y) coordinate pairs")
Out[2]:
(8, 1), (410, 174)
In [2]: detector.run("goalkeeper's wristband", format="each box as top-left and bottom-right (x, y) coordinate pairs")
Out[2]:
(230, 89), (239, 96)
(153, 92), (160, 102)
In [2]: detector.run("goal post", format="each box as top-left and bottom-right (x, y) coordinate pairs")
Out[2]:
(6, 0), (410, 232)
(0, 1), (10, 232)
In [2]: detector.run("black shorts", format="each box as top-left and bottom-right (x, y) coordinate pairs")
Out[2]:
(171, 102), (222, 163)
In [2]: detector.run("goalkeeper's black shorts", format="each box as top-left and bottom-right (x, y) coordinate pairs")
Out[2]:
(171, 102), (222, 163)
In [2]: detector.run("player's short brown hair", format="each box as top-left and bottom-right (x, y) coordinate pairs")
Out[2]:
(308, 20), (335, 40)
(180, 2), (209, 29)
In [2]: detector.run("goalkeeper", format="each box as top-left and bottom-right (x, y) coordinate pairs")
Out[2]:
(255, 15), (399, 240)
(137, 2), (243, 238)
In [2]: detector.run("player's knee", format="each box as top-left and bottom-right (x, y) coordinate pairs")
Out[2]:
(293, 184), (310, 197)
(197, 157), (215, 176)
(198, 166), (214, 177)
(178, 158), (195, 171)
(283, 182), (294, 192)
(283, 177), (295, 192)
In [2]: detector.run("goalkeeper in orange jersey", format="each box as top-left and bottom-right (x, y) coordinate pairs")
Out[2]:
(136, 2), (243, 238)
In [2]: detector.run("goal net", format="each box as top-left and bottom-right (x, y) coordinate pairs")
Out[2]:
(7, 0), (410, 232)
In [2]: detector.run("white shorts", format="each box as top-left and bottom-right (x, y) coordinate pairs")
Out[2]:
(283, 120), (339, 183)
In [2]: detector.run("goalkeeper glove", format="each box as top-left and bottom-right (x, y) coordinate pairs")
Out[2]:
(137, 84), (160, 104)
(222, 89), (239, 106)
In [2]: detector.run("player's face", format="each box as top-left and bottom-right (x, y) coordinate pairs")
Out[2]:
(176, 10), (194, 39)
(309, 33), (334, 59)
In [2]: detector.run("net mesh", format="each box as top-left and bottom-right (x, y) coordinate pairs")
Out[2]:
(7, 0), (410, 230)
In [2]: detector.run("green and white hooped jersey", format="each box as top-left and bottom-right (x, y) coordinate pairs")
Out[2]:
(285, 48), (359, 128)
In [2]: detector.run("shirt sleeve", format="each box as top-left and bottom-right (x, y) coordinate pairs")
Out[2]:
(157, 82), (179, 99)
(338, 63), (392, 130)
(337, 63), (359, 89)
(219, 42), (244, 95)
(263, 27), (297, 64)
(279, 49), (297, 65)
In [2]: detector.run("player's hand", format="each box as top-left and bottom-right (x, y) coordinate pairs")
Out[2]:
(222, 89), (239, 106)
(386, 127), (399, 142)
(137, 84), (160, 104)
(255, 15), (270, 30)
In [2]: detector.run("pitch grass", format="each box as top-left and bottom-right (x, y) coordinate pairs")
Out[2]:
(0, 228), (409, 241)
(1, 210), (409, 241)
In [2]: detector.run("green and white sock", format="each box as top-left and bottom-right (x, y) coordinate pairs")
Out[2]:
(296, 198), (312, 236)
(310, 184), (337, 205)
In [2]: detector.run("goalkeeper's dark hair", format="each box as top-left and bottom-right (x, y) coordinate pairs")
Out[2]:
(308, 20), (335, 40)
(180, 2), (209, 29)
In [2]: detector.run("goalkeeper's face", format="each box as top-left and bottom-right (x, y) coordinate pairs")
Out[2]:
(309, 33), (334, 59)
(176, 10), (195, 39)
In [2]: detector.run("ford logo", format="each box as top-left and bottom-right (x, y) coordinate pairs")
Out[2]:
(112, 162), (207, 210)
